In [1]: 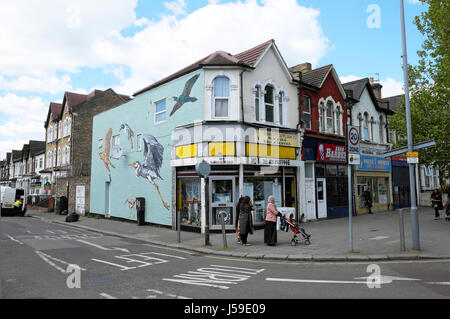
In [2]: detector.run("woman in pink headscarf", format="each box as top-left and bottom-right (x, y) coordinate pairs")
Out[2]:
(264, 195), (284, 246)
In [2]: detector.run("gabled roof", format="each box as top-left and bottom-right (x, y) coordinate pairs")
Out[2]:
(133, 39), (286, 97)
(379, 94), (404, 113)
(343, 78), (394, 115)
(293, 64), (347, 100)
(12, 150), (22, 162)
(29, 140), (46, 157)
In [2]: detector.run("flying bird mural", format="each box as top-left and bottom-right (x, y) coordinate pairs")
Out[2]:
(129, 134), (169, 210)
(169, 74), (200, 116)
(120, 123), (135, 149)
(99, 128), (115, 172)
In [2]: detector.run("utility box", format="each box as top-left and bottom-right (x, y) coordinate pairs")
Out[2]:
(136, 197), (146, 226)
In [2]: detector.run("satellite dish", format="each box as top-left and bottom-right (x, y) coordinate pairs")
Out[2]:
(111, 145), (124, 159)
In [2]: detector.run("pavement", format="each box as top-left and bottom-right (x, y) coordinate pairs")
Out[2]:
(25, 207), (450, 262)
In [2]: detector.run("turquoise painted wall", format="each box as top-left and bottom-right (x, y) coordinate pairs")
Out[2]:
(90, 71), (204, 226)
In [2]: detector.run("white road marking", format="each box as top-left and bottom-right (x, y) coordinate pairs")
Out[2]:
(368, 236), (390, 240)
(35, 251), (87, 274)
(92, 252), (185, 271)
(163, 264), (265, 290)
(91, 258), (137, 271)
(146, 289), (191, 299)
(354, 275), (420, 283)
(267, 275), (421, 285)
(76, 239), (130, 253)
(46, 230), (56, 234)
(5, 234), (24, 245)
(26, 230), (33, 234)
(99, 293), (118, 299)
(425, 282), (450, 286)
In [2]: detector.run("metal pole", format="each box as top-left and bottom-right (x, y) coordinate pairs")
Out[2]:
(177, 207), (181, 243)
(399, 0), (420, 250)
(348, 163), (353, 252)
(399, 209), (406, 251)
(220, 211), (228, 248)
(204, 177), (210, 246)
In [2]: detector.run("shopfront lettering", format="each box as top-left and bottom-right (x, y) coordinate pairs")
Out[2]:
(317, 143), (346, 163)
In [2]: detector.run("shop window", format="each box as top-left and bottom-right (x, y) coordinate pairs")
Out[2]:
(326, 165), (337, 176)
(178, 179), (201, 227)
(212, 180), (233, 203)
(316, 164), (326, 177)
(379, 179), (388, 205)
(338, 165), (347, 177)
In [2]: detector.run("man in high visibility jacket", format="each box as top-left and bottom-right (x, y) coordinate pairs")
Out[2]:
(13, 199), (22, 208)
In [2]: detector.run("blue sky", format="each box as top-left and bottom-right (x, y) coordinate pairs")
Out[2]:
(0, 0), (428, 159)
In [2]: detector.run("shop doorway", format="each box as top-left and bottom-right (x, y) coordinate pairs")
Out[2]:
(209, 177), (236, 230)
(316, 178), (327, 218)
(75, 185), (85, 216)
(305, 179), (315, 220)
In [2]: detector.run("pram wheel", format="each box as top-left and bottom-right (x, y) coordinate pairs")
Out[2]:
(305, 239), (311, 245)
(291, 239), (297, 246)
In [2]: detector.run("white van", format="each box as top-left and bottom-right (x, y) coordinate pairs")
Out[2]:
(1, 186), (25, 216)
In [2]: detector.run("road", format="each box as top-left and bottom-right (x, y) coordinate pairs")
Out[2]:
(1, 216), (449, 301)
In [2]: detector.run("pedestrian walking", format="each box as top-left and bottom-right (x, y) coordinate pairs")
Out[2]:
(235, 196), (245, 243)
(238, 196), (254, 246)
(264, 195), (284, 246)
(431, 188), (443, 220)
(364, 187), (373, 214)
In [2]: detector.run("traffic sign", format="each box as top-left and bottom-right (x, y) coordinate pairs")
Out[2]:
(347, 125), (360, 154)
(407, 152), (418, 158)
(348, 153), (360, 165)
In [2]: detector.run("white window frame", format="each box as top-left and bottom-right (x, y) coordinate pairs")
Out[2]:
(278, 91), (284, 125)
(303, 94), (312, 130)
(254, 85), (261, 122)
(264, 85), (275, 123)
(213, 76), (230, 119)
(326, 100), (334, 134)
(154, 99), (167, 125)
(206, 71), (238, 121)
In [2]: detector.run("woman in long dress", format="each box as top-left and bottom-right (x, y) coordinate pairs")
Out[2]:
(264, 196), (283, 246)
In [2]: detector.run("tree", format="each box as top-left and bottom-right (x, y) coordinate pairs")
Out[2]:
(389, 0), (450, 179)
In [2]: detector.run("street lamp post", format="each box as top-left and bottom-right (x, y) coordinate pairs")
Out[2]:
(399, 0), (420, 250)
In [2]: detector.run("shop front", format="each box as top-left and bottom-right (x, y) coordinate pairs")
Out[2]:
(172, 124), (301, 231)
(354, 153), (392, 214)
(303, 137), (348, 219)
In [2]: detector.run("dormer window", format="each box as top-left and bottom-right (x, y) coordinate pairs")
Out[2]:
(213, 77), (230, 118)
(264, 85), (274, 123)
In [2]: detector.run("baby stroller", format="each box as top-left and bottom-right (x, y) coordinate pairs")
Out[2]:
(281, 213), (311, 246)
(445, 199), (450, 222)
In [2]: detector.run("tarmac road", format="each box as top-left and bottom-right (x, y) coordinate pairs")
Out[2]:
(1, 216), (449, 300)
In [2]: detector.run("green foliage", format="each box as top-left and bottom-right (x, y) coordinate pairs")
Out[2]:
(389, 0), (450, 178)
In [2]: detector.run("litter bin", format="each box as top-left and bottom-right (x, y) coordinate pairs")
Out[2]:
(136, 197), (145, 226)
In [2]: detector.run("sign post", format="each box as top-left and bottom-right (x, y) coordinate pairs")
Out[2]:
(347, 125), (360, 253)
(196, 161), (211, 246)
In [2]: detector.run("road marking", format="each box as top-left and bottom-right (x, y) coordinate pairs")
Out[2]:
(99, 293), (118, 299)
(266, 278), (368, 285)
(26, 230), (33, 234)
(163, 264), (265, 290)
(368, 236), (390, 240)
(354, 275), (420, 283)
(425, 282), (450, 286)
(5, 234), (24, 245)
(92, 258), (137, 271)
(146, 289), (191, 299)
(35, 251), (87, 274)
(142, 243), (195, 255)
(91, 252), (183, 271)
(75, 239), (130, 253)
(46, 230), (56, 234)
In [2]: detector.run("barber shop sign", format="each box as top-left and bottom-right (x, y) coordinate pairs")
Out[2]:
(317, 143), (346, 163)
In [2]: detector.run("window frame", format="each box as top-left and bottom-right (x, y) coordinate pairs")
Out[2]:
(213, 76), (230, 119)
(154, 99), (167, 125)
(264, 85), (275, 123)
(137, 134), (143, 152)
(303, 94), (312, 130)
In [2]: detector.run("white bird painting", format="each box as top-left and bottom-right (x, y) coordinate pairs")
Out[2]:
(120, 123), (135, 149)
(124, 198), (136, 219)
(129, 134), (169, 211)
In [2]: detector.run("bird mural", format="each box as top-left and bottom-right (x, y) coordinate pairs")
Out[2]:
(120, 123), (135, 149)
(129, 134), (169, 211)
(169, 74), (200, 116)
(124, 198), (136, 219)
(99, 128), (115, 172)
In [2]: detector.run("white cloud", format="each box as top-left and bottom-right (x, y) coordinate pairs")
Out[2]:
(164, 0), (187, 16)
(0, 75), (73, 95)
(0, 94), (48, 158)
(407, 0), (422, 4)
(380, 77), (404, 98)
(340, 75), (363, 84)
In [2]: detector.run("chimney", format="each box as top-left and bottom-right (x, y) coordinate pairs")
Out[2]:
(291, 62), (312, 73)
(369, 78), (383, 99)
